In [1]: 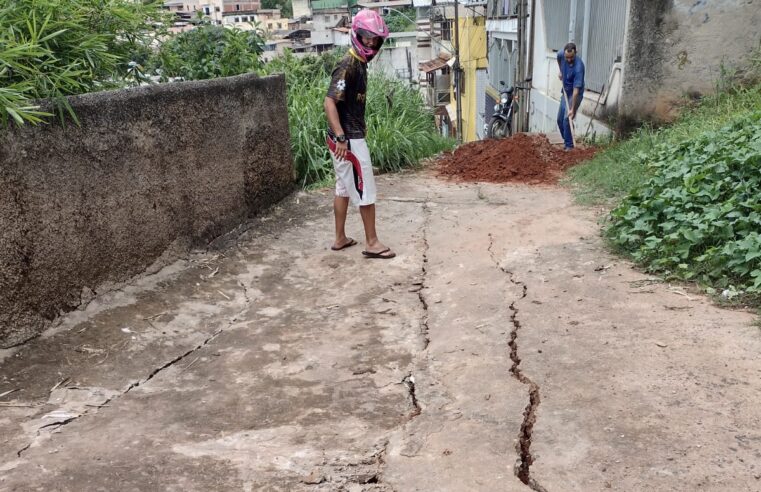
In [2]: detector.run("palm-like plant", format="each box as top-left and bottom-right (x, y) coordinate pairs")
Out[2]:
(0, 0), (169, 126)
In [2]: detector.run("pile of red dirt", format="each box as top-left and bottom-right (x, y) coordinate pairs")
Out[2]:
(436, 133), (598, 185)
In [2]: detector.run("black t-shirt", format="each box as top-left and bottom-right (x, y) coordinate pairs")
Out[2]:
(326, 53), (367, 139)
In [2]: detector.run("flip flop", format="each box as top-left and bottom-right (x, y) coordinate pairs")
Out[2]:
(362, 248), (396, 259)
(331, 238), (357, 251)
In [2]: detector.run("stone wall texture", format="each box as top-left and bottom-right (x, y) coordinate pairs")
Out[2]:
(623, 0), (761, 121)
(0, 73), (294, 347)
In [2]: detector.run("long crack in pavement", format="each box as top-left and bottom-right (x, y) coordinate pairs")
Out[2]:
(488, 233), (547, 492)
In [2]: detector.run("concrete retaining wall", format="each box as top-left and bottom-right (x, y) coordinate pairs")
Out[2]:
(0, 73), (295, 348)
(623, 0), (761, 122)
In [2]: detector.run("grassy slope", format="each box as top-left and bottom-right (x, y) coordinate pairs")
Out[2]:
(566, 83), (761, 207)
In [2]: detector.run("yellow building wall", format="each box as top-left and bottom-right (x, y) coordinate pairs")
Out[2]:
(451, 16), (487, 143)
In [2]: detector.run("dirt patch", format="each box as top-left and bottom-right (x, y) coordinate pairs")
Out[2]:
(436, 133), (597, 185)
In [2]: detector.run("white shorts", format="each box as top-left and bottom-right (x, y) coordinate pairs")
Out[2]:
(327, 137), (377, 207)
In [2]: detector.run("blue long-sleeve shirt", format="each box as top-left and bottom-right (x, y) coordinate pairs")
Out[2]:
(557, 50), (585, 99)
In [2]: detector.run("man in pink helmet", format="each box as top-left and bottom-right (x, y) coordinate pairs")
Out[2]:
(324, 9), (395, 259)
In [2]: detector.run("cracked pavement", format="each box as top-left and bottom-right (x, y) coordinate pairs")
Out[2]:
(2, 172), (761, 491)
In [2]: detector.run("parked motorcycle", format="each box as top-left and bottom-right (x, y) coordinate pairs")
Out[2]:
(486, 78), (531, 139)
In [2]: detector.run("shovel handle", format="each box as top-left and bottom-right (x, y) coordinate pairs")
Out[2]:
(562, 89), (577, 148)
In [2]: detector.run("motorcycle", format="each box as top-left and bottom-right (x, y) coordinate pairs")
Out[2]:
(486, 78), (531, 139)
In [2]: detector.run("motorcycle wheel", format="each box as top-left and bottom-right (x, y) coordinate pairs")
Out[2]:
(488, 119), (509, 139)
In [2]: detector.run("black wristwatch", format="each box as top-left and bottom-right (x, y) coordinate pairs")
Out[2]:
(335, 134), (347, 143)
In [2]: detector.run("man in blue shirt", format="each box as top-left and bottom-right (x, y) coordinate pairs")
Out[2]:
(557, 42), (585, 150)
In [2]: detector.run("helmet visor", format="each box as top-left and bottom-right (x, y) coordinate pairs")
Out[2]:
(356, 29), (384, 50)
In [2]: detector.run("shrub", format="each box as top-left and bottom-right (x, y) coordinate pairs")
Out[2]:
(154, 24), (265, 81)
(0, 0), (168, 126)
(606, 111), (761, 302)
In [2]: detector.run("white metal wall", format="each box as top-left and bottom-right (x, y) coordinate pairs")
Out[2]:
(585, 0), (627, 92)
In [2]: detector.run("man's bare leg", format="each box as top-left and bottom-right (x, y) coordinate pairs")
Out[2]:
(332, 196), (356, 250)
(359, 204), (394, 256)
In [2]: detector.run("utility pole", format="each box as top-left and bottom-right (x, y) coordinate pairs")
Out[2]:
(454, 0), (462, 143)
(516, 0), (524, 132)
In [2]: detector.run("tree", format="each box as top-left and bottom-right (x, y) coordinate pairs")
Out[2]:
(383, 7), (416, 33)
(154, 25), (265, 81)
(261, 0), (293, 19)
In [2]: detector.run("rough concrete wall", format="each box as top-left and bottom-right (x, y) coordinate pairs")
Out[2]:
(622, 0), (761, 122)
(0, 73), (294, 348)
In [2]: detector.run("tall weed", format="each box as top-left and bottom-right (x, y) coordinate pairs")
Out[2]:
(262, 50), (454, 187)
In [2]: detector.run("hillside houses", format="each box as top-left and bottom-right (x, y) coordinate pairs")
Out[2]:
(162, 0), (761, 142)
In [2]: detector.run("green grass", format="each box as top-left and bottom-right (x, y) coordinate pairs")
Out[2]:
(566, 83), (761, 206)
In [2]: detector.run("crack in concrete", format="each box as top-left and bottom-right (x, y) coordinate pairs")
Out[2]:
(16, 280), (253, 459)
(16, 328), (224, 458)
(368, 439), (398, 491)
(402, 374), (421, 418)
(15, 442), (31, 458)
(418, 202), (431, 350)
(487, 234), (547, 492)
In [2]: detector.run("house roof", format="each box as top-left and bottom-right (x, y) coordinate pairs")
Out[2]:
(284, 29), (312, 38)
(223, 10), (257, 15)
(419, 53), (451, 73)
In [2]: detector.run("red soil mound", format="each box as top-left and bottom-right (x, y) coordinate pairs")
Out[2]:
(436, 133), (597, 185)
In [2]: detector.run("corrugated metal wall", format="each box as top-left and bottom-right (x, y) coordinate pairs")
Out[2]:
(585, 0), (627, 92)
(543, 0), (568, 50)
(543, 0), (627, 93)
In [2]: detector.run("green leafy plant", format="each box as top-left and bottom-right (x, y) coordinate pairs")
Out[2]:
(606, 111), (761, 303)
(154, 24), (265, 81)
(0, 0), (168, 126)
(383, 7), (416, 33)
(261, 0), (293, 18)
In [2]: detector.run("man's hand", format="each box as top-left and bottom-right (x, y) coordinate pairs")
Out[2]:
(334, 141), (349, 160)
(558, 73), (562, 81)
(568, 109), (575, 120)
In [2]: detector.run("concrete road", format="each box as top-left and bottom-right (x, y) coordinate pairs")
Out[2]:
(1, 173), (759, 491)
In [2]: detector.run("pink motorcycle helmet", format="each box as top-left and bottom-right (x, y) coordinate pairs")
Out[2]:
(350, 9), (389, 62)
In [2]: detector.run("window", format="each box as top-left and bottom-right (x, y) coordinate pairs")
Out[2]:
(216, 20), (221, 24)
(234, 16), (240, 22)
(488, 38), (515, 89)
(215, 6), (220, 11)
(441, 20), (453, 41)
(236, 4), (240, 10)
(204, 6), (210, 14)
